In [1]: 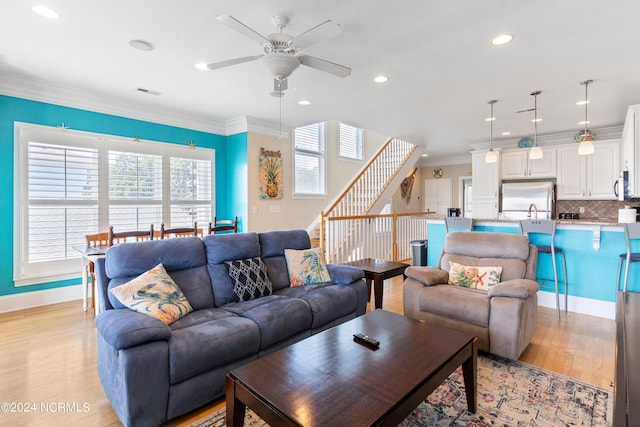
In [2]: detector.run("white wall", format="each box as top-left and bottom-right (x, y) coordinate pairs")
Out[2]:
(246, 121), (389, 232)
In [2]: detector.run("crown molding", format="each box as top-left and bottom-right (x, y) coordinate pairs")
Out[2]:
(469, 125), (624, 152)
(0, 70), (228, 135)
(419, 154), (472, 167)
(225, 115), (290, 139)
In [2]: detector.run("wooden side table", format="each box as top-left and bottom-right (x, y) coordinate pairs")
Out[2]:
(343, 258), (409, 309)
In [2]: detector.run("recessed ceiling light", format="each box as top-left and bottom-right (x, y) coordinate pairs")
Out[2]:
(129, 39), (155, 51)
(298, 100), (311, 106)
(501, 131), (511, 136)
(421, 153), (429, 157)
(491, 34), (514, 46)
(485, 117), (496, 122)
(195, 63), (208, 71)
(32, 5), (59, 19)
(374, 75), (389, 83)
(531, 118), (543, 123)
(576, 100), (591, 106)
(578, 120), (591, 125)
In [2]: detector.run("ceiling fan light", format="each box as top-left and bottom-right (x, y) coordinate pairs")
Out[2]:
(529, 146), (543, 160)
(485, 150), (498, 163)
(260, 53), (300, 80)
(578, 139), (595, 155)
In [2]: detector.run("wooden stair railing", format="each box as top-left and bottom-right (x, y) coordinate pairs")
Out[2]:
(318, 137), (417, 260)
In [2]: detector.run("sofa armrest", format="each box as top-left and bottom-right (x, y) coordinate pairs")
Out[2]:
(326, 264), (365, 284)
(488, 279), (539, 299)
(95, 309), (172, 350)
(405, 266), (449, 286)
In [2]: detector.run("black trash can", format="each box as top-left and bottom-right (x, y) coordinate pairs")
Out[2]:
(409, 240), (428, 266)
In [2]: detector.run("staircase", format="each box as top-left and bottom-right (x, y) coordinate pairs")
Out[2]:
(312, 137), (422, 261)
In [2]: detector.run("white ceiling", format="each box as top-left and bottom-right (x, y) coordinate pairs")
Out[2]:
(2, 0), (640, 163)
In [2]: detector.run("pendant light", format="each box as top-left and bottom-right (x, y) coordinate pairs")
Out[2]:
(529, 91), (543, 160)
(485, 100), (498, 163)
(577, 79), (595, 155)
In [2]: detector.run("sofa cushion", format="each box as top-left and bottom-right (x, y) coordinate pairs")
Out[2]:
(169, 307), (237, 331)
(448, 261), (502, 290)
(203, 232), (262, 306)
(419, 285), (490, 328)
(110, 264), (193, 325)
(284, 248), (331, 287)
(259, 230), (311, 291)
(168, 316), (260, 384)
(276, 283), (357, 329)
(220, 295), (312, 349)
(105, 237), (214, 310)
(225, 257), (273, 302)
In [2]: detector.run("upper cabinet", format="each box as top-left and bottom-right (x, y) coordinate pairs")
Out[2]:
(556, 139), (621, 200)
(623, 105), (640, 198)
(501, 147), (557, 179)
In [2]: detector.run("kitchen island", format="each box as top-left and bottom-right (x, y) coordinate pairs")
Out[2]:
(426, 218), (636, 319)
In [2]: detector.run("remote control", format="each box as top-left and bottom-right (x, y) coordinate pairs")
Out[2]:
(353, 333), (380, 348)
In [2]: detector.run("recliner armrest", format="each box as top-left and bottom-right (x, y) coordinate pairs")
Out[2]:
(95, 309), (172, 350)
(405, 266), (450, 286)
(488, 279), (539, 299)
(326, 264), (365, 284)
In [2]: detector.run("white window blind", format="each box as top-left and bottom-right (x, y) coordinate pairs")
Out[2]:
(293, 122), (325, 195)
(15, 124), (215, 284)
(339, 123), (363, 160)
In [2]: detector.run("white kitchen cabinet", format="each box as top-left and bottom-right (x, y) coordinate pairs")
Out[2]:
(471, 151), (499, 218)
(556, 139), (621, 200)
(501, 147), (556, 179)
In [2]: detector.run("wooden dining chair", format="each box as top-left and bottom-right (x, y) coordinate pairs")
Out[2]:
(208, 216), (238, 234)
(85, 232), (109, 310)
(160, 222), (198, 239)
(108, 225), (155, 246)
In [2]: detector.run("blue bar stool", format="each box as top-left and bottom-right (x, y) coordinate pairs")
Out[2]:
(616, 222), (640, 292)
(520, 219), (567, 321)
(444, 216), (473, 232)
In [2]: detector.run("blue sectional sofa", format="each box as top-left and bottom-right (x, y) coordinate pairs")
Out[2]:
(93, 229), (368, 427)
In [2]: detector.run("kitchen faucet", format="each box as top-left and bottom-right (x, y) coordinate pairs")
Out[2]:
(527, 203), (538, 219)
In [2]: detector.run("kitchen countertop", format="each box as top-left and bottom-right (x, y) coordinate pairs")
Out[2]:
(427, 216), (625, 227)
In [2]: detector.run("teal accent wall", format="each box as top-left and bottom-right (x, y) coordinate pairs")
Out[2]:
(0, 94), (248, 296)
(225, 132), (248, 232)
(427, 222), (631, 302)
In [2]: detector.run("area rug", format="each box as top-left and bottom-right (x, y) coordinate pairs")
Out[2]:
(190, 354), (612, 427)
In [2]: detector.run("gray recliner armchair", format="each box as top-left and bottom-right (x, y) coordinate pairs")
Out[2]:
(403, 231), (539, 360)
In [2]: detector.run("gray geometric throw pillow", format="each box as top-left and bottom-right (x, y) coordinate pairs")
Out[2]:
(225, 257), (273, 302)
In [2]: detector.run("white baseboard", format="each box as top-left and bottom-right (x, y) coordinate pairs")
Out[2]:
(0, 285), (83, 314)
(537, 291), (615, 320)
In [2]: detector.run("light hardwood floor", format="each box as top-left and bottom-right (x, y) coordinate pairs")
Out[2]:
(0, 276), (616, 426)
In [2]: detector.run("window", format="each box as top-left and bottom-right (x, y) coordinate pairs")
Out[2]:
(339, 123), (363, 160)
(293, 122), (326, 195)
(15, 124), (214, 284)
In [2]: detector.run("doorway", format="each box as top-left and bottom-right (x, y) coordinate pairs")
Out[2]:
(424, 178), (451, 216)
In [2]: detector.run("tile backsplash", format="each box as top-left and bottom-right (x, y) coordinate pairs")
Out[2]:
(556, 200), (640, 220)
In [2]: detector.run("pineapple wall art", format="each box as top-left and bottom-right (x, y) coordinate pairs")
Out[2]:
(258, 147), (284, 199)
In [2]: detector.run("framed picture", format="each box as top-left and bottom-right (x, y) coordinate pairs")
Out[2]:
(259, 147), (284, 199)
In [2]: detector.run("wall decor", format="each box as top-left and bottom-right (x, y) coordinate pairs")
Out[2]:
(259, 147), (284, 199)
(401, 173), (415, 202)
(433, 168), (443, 178)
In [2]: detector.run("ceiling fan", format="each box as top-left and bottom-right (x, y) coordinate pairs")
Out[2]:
(205, 14), (351, 93)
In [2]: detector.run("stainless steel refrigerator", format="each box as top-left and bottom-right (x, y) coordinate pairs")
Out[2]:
(500, 181), (555, 219)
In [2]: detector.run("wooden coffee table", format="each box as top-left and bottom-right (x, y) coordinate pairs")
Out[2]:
(226, 310), (477, 427)
(343, 258), (409, 309)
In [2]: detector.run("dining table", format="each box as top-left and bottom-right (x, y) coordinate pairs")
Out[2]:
(72, 244), (110, 315)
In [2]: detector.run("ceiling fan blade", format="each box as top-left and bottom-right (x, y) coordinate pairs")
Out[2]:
(291, 20), (342, 49)
(216, 15), (271, 46)
(299, 55), (351, 78)
(274, 78), (288, 92)
(206, 55), (262, 70)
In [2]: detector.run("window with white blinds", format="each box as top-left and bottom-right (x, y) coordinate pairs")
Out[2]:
(339, 122), (363, 160)
(15, 124), (214, 284)
(293, 122), (326, 195)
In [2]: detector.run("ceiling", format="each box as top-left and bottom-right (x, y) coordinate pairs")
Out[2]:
(2, 0), (640, 163)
